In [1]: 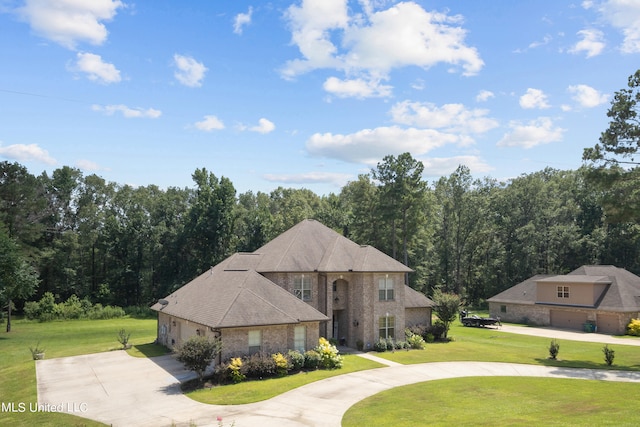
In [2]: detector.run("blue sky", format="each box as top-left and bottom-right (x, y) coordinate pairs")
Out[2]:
(1, 1), (639, 195)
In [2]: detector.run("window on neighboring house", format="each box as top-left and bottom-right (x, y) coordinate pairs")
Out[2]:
(379, 277), (394, 301)
(500, 305), (507, 313)
(248, 330), (262, 354)
(557, 286), (570, 298)
(294, 275), (312, 301)
(294, 326), (306, 352)
(379, 316), (395, 340)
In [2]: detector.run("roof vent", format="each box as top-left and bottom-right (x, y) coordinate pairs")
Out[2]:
(158, 299), (168, 306)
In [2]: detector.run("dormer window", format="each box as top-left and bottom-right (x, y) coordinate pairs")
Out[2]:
(557, 286), (569, 298)
(294, 275), (311, 301)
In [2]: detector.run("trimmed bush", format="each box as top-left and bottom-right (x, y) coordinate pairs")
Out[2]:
(627, 319), (640, 336)
(288, 350), (304, 371)
(272, 352), (290, 377)
(244, 353), (276, 378)
(303, 350), (321, 369)
(373, 338), (388, 352)
(406, 332), (426, 349)
(549, 339), (560, 360)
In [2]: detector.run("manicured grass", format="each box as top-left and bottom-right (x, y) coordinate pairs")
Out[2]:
(343, 377), (640, 426)
(0, 316), (157, 427)
(373, 322), (640, 370)
(187, 354), (386, 404)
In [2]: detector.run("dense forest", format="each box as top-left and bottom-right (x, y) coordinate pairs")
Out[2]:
(2, 69), (640, 315)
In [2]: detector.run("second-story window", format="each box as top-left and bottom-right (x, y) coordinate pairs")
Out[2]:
(294, 274), (311, 301)
(379, 276), (394, 301)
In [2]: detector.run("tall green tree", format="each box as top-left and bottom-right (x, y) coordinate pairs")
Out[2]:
(0, 227), (39, 332)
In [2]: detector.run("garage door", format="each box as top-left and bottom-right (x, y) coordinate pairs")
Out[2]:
(597, 313), (620, 334)
(550, 310), (588, 330)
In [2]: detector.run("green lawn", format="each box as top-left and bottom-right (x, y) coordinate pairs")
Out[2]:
(373, 322), (640, 370)
(187, 355), (385, 404)
(0, 316), (158, 427)
(342, 376), (640, 426)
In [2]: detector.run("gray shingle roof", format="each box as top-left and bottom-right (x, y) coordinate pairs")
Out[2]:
(151, 256), (329, 328)
(488, 265), (640, 312)
(404, 285), (435, 308)
(252, 219), (413, 273)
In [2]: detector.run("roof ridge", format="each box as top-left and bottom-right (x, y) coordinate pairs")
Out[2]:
(243, 287), (300, 323)
(216, 274), (245, 325)
(273, 223), (303, 271)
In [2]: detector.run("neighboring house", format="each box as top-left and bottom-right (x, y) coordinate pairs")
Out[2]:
(487, 265), (640, 335)
(152, 219), (434, 360)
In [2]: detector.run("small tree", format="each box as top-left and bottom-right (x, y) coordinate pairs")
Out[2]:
(549, 339), (560, 360)
(176, 335), (222, 383)
(603, 344), (615, 366)
(431, 289), (461, 339)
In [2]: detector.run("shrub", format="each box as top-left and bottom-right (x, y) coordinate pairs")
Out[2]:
(124, 305), (155, 318)
(244, 353), (276, 378)
(227, 357), (245, 383)
(603, 345), (615, 366)
(315, 337), (343, 369)
(176, 336), (222, 383)
(373, 338), (388, 352)
(627, 319), (640, 336)
(23, 301), (40, 320)
(272, 352), (290, 377)
(288, 350), (304, 371)
(406, 332), (426, 350)
(303, 350), (321, 369)
(426, 321), (447, 341)
(549, 339), (560, 360)
(117, 328), (131, 349)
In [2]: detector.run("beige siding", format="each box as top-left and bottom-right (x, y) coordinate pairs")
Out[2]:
(537, 282), (595, 306)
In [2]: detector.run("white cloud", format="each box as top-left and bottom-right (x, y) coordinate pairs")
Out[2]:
(72, 52), (121, 84)
(519, 88), (550, 109)
(497, 117), (565, 149)
(0, 143), (56, 164)
(528, 34), (552, 49)
(476, 90), (495, 102)
(595, 0), (640, 53)
(569, 29), (605, 58)
(282, 1), (483, 98)
(421, 155), (494, 176)
(263, 171), (352, 187)
(249, 118), (275, 134)
(390, 100), (499, 135)
(17, 0), (123, 49)
(567, 84), (608, 108)
(92, 104), (162, 119)
(306, 126), (463, 164)
(76, 159), (109, 172)
(173, 54), (207, 87)
(323, 76), (392, 98)
(194, 115), (225, 131)
(234, 7), (253, 35)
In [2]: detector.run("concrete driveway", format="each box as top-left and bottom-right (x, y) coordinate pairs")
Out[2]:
(36, 328), (640, 427)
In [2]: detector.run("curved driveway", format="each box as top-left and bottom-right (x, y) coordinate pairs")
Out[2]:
(36, 327), (640, 427)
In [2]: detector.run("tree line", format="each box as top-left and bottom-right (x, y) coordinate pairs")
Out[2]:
(2, 69), (639, 318)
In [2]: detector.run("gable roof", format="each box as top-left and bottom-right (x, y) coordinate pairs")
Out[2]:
(487, 265), (640, 312)
(151, 256), (329, 328)
(252, 219), (413, 273)
(404, 285), (435, 308)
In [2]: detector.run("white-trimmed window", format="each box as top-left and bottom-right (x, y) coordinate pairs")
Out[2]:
(294, 326), (306, 352)
(379, 276), (394, 301)
(248, 330), (262, 354)
(294, 275), (312, 301)
(557, 286), (569, 298)
(379, 316), (395, 340)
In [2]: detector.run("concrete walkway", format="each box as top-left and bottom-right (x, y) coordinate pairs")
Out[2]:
(36, 327), (640, 427)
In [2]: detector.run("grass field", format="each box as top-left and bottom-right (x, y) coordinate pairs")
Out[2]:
(3, 316), (640, 426)
(0, 316), (158, 427)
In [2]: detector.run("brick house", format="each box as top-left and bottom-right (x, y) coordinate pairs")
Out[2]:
(151, 219), (434, 360)
(487, 265), (640, 335)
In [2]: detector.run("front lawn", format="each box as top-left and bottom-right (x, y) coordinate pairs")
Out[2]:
(187, 354), (385, 404)
(372, 322), (640, 370)
(343, 376), (640, 426)
(0, 316), (157, 427)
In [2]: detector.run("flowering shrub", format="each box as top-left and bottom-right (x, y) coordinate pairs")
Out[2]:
(627, 319), (640, 336)
(303, 349), (321, 369)
(227, 357), (245, 383)
(315, 337), (343, 369)
(272, 352), (289, 377)
(406, 332), (426, 349)
(288, 350), (305, 371)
